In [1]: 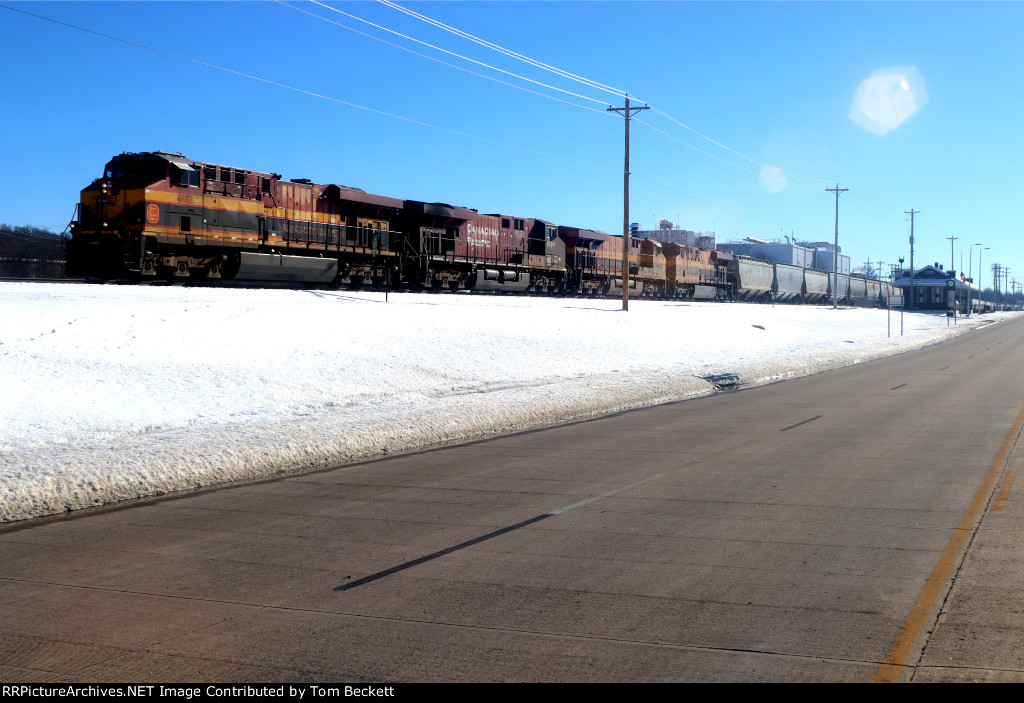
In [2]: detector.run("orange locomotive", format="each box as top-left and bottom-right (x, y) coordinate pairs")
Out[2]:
(68, 151), (401, 284)
(66, 151), (733, 298)
(67, 151), (569, 291)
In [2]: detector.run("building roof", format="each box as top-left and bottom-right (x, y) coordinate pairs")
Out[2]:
(892, 265), (976, 290)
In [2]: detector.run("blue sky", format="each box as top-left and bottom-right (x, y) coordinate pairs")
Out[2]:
(2, 1), (1022, 291)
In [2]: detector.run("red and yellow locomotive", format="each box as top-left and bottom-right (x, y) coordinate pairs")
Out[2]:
(67, 151), (568, 291)
(67, 151), (731, 299)
(68, 151), (401, 284)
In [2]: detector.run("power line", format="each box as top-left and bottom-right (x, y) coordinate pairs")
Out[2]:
(0, 3), (615, 172)
(2, 2), (843, 244)
(277, 1), (609, 114)
(634, 117), (826, 191)
(357, 1), (836, 192)
(649, 107), (833, 189)
(376, 0), (632, 100)
(296, 1), (612, 106)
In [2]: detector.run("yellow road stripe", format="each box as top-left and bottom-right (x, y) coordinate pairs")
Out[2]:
(993, 469), (1017, 512)
(872, 404), (1024, 682)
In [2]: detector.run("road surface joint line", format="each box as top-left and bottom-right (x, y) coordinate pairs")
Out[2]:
(335, 473), (668, 592)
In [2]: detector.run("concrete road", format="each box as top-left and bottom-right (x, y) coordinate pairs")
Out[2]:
(3, 314), (1024, 682)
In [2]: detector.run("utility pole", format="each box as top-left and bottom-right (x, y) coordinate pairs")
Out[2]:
(826, 184), (848, 308)
(979, 247), (989, 311)
(968, 243), (981, 316)
(992, 263), (1002, 309)
(946, 235), (958, 273)
(608, 95), (649, 312)
(906, 209), (918, 310)
(1005, 266), (1011, 311)
(875, 260), (884, 281)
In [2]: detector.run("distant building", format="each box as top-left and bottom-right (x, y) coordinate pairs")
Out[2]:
(634, 227), (716, 250)
(714, 238), (849, 273)
(892, 264), (971, 311)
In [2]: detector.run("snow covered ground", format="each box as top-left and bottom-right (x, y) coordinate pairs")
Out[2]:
(1, 281), (1013, 523)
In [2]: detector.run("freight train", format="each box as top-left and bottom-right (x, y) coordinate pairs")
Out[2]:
(67, 151), (892, 305)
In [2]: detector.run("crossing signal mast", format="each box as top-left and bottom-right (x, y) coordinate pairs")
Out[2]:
(608, 96), (649, 311)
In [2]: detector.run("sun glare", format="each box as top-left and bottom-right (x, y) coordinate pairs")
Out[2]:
(850, 66), (928, 136)
(760, 165), (787, 194)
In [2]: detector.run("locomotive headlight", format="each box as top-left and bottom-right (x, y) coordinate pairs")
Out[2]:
(103, 222), (108, 228)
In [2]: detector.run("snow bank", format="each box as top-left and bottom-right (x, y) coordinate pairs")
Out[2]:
(0, 282), (1009, 522)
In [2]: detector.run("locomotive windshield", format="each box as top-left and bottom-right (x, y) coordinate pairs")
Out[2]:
(103, 159), (165, 184)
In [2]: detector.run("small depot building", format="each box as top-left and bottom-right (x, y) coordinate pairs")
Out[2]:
(892, 265), (972, 312)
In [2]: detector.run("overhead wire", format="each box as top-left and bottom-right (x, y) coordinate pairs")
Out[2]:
(362, 2), (849, 209)
(300, 0), (613, 107)
(372, 1), (836, 190)
(344, 4), (977, 259)
(4, 2), (896, 243)
(284, 2), (847, 231)
(648, 107), (835, 189)
(632, 119), (767, 183)
(375, 0), (634, 102)
(275, 0), (609, 114)
(0, 3), (616, 174)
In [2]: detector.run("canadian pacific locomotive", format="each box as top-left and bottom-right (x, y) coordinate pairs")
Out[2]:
(67, 151), (891, 304)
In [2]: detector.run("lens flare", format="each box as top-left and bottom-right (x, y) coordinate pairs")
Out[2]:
(850, 66), (928, 136)
(760, 165), (786, 193)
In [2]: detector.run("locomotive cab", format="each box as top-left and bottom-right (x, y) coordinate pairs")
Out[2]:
(67, 152), (181, 279)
